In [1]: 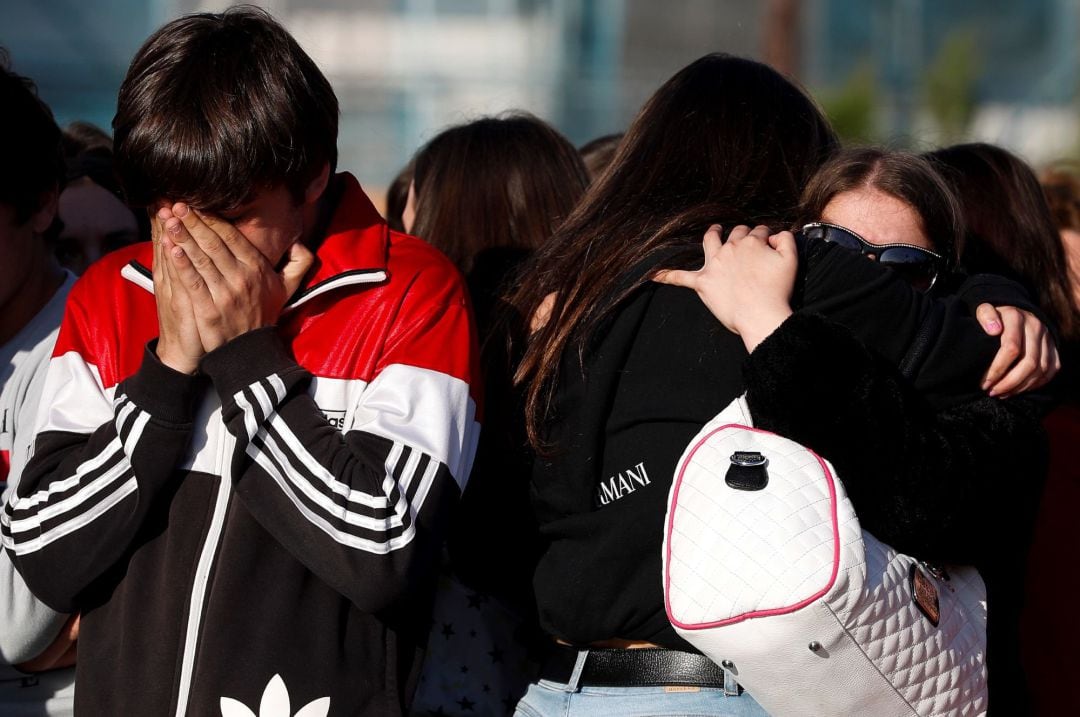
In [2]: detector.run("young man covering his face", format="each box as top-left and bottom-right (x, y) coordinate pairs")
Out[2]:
(2, 9), (480, 716)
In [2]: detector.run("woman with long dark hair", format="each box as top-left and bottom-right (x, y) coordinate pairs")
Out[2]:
(405, 112), (589, 597)
(402, 113), (590, 716)
(514, 55), (837, 450)
(508, 55), (1049, 716)
(406, 112), (589, 346)
(406, 113), (589, 271)
(931, 143), (1080, 345)
(928, 143), (1079, 716)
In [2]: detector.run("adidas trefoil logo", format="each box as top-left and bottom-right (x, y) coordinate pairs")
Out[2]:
(220, 674), (330, 717)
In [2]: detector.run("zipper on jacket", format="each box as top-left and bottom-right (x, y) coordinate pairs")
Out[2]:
(174, 423), (234, 717)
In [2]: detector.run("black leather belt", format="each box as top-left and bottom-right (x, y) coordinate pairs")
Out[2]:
(539, 645), (730, 688)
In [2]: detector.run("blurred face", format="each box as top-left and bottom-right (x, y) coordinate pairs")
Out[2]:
(57, 177), (140, 274)
(821, 187), (933, 252)
(0, 198), (55, 314)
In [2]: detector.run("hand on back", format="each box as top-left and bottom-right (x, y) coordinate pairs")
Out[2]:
(654, 224), (796, 352)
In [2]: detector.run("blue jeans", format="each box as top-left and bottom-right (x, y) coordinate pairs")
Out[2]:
(512, 650), (770, 717)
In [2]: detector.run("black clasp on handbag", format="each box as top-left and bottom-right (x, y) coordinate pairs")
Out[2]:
(726, 451), (769, 490)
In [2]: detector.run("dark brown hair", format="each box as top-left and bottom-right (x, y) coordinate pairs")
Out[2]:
(578, 133), (623, 182)
(511, 53), (839, 447)
(384, 162), (412, 233)
(929, 143), (1079, 340)
(0, 48), (64, 224)
(113, 6), (338, 212)
(63, 122), (122, 197)
(62, 121), (112, 158)
(798, 147), (963, 266)
(410, 113), (589, 274)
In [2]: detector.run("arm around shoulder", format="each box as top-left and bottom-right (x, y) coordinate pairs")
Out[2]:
(743, 312), (1045, 563)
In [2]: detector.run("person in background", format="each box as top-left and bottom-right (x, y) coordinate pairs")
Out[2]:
(403, 113), (589, 716)
(1027, 161), (1080, 717)
(61, 120), (111, 155)
(1040, 164), (1080, 331)
(406, 112), (589, 332)
(577, 133), (622, 182)
(0, 50), (78, 717)
(931, 144), (1078, 350)
(924, 143), (1080, 716)
(1, 9), (479, 716)
(55, 122), (141, 274)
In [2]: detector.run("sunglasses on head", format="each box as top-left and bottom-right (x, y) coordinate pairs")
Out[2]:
(799, 221), (944, 293)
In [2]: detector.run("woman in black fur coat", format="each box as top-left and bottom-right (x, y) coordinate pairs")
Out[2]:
(658, 147), (1057, 715)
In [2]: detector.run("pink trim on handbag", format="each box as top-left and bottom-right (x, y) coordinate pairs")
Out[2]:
(664, 424), (841, 631)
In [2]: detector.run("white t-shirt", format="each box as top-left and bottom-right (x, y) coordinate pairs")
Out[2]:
(0, 271), (76, 715)
(2, 272), (76, 487)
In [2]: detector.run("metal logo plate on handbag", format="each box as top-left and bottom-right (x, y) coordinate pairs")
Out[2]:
(909, 564), (941, 627)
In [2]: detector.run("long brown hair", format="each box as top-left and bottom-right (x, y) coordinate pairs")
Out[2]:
(929, 143), (1079, 340)
(578, 133), (623, 182)
(798, 147), (964, 266)
(410, 112), (589, 273)
(510, 53), (839, 447)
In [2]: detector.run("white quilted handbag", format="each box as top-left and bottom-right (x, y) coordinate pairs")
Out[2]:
(662, 396), (988, 717)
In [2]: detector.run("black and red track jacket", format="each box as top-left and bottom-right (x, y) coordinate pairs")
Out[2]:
(2, 174), (482, 716)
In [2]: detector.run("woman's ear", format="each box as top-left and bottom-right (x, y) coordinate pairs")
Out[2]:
(304, 162), (331, 206)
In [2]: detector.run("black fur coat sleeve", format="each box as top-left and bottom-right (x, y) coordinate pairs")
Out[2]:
(743, 312), (1047, 564)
